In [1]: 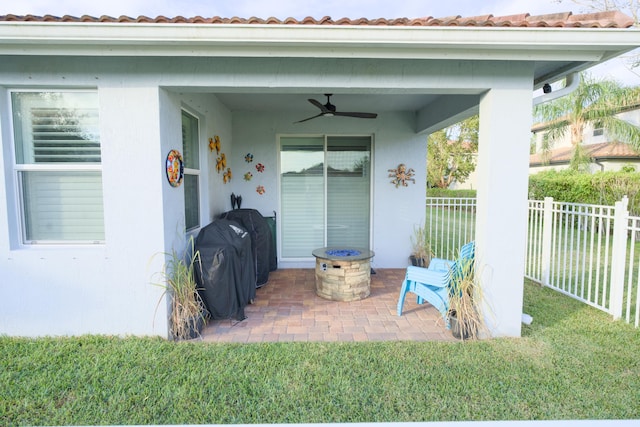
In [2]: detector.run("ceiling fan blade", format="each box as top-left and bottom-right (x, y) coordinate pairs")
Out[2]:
(334, 111), (378, 119)
(308, 98), (329, 113)
(296, 95), (378, 123)
(294, 113), (324, 123)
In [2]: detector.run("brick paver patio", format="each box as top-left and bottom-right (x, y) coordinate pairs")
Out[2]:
(201, 268), (455, 343)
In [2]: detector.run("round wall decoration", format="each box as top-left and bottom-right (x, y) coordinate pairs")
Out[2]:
(166, 149), (184, 187)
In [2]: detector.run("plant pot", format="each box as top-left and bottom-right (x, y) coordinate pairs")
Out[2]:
(409, 255), (430, 268)
(450, 314), (474, 340)
(187, 314), (205, 340)
(173, 314), (205, 341)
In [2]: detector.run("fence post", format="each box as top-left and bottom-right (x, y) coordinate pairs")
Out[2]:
(541, 197), (554, 287)
(609, 196), (629, 320)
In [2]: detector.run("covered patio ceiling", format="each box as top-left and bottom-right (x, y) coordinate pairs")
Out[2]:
(183, 56), (610, 118)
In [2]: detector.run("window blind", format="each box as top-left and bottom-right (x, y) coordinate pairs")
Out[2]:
(20, 171), (105, 242)
(29, 107), (100, 163)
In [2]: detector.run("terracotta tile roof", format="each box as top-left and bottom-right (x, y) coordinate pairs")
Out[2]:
(0, 11), (635, 28)
(530, 141), (640, 166)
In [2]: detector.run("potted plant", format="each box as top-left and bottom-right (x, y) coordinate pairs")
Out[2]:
(447, 257), (485, 340)
(409, 223), (433, 268)
(154, 238), (207, 340)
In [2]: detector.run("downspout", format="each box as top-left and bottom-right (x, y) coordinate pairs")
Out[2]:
(532, 72), (581, 106)
(593, 158), (605, 172)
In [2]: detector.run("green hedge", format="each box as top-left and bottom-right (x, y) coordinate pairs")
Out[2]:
(528, 170), (640, 215)
(427, 188), (477, 198)
(427, 171), (640, 215)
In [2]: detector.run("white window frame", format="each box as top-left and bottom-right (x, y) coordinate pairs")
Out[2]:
(181, 108), (201, 232)
(9, 89), (104, 245)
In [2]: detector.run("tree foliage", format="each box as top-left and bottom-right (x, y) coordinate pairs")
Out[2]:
(533, 73), (640, 170)
(427, 115), (478, 188)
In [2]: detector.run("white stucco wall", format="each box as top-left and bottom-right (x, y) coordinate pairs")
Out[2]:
(0, 62), (233, 337)
(476, 78), (534, 338)
(228, 110), (426, 269)
(0, 86), (171, 337)
(1, 54), (535, 338)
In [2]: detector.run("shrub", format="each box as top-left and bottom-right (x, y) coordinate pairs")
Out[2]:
(427, 188), (477, 198)
(528, 170), (640, 215)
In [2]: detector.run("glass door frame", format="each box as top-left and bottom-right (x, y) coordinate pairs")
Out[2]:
(277, 133), (374, 262)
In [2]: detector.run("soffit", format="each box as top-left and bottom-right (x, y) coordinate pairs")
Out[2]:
(0, 11), (637, 122)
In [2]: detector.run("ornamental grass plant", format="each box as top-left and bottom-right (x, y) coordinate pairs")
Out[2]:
(410, 223), (433, 267)
(153, 237), (206, 340)
(447, 257), (486, 340)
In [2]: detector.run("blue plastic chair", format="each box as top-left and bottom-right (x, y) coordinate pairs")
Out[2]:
(397, 241), (475, 328)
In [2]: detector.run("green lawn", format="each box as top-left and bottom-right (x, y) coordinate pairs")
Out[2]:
(2, 280), (639, 425)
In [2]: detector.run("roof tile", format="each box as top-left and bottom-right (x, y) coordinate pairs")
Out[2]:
(567, 11), (635, 27)
(530, 141), (640, 165)
(0, 11), (635, 28)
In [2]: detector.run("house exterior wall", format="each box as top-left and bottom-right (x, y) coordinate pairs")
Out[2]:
(0, 58), (231, 337)
(0, 86), (171, 337)
(0, 54), (534, 337)
(476, 79), (534, 338)
(533, 109), (640, 152)
(229, 110), (426, 269)
(529, 108), (640, 175)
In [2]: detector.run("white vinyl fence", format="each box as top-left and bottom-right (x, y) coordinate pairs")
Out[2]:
(426, 196), (640, 327)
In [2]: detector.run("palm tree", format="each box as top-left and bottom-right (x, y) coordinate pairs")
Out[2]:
(534, 73), (640, 170)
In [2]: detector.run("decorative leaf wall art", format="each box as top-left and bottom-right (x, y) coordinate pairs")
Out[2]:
(216, 153), (226, 173)
(209, 135), (221, 153)
(223, 167), (232, 183)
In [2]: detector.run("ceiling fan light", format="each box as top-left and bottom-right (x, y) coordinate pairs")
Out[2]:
(323, 112), (334, 117)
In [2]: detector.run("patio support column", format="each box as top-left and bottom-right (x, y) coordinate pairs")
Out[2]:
(475, 85), (532, 337)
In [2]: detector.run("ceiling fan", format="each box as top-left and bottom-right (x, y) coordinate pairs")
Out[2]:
(294, 94), (378, 123)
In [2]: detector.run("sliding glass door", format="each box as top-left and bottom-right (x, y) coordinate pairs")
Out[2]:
(280, 135), (371, 258)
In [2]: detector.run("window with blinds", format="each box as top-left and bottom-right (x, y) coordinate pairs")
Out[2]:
(280, 135), (371, 259)
(327, 137), (371, 250)
(181, 110), (200, 231)
(11, 91), (104, 243)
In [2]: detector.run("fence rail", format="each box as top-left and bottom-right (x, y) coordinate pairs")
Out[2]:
(426, 196), (640, 328)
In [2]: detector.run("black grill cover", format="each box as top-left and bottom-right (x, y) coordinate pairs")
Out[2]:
(194, 219), (256, 321)
(220, 209), (277, 287)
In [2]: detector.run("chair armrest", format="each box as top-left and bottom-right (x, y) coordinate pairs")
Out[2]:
(405, 265), (450, 288)
(429, 258), (454, 272)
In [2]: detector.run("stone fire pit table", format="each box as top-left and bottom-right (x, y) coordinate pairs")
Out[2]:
(312, 247), (375, 301)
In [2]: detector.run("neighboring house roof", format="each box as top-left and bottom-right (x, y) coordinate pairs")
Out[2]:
(0, 11), (635, 27)
(530, 141), (640, 166)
